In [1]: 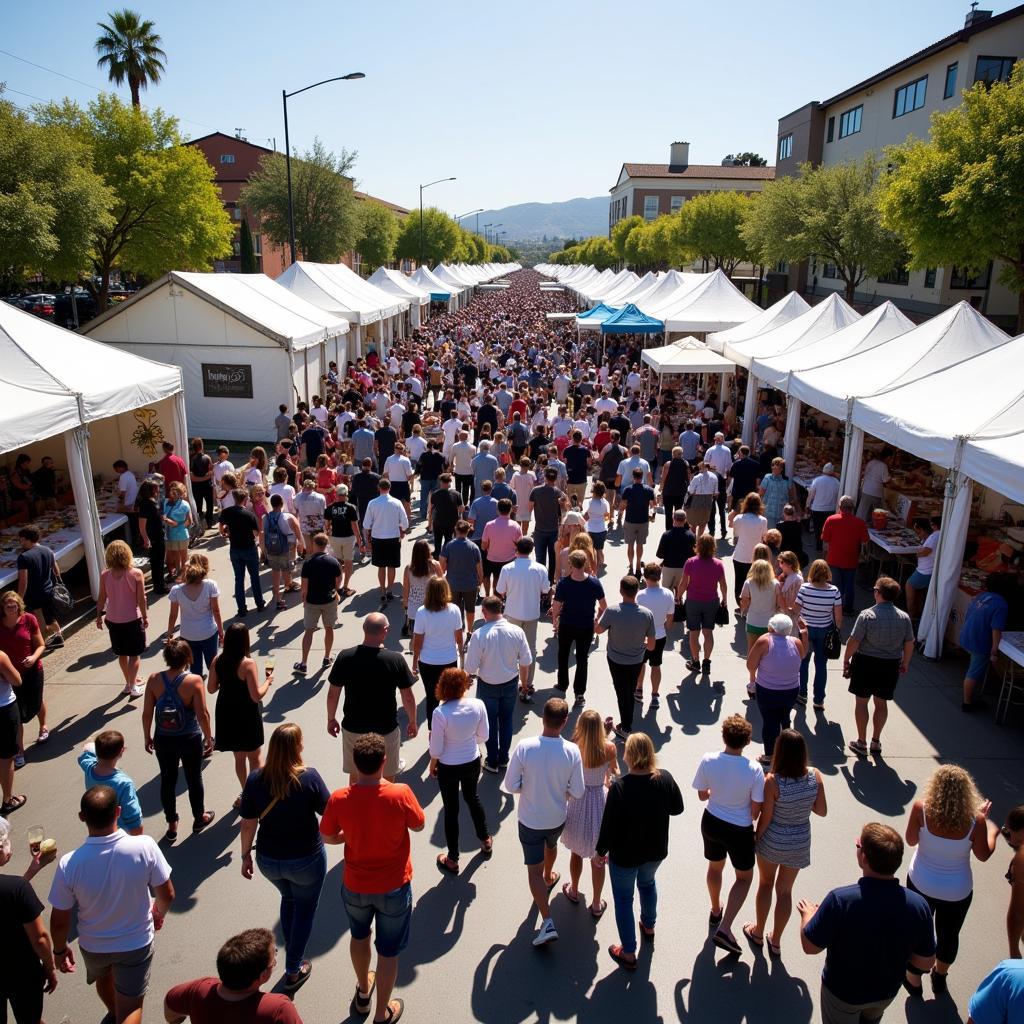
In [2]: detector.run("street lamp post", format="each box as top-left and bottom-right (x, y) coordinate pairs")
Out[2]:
(419, 177), (456, 267)
(488, 223), (503, 244)
(483, 223), (492, 244)
(456, 208), (483, 224)
(282, 71), (365, 266)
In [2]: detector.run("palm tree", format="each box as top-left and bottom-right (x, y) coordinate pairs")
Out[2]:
(95, 9), (167, 108)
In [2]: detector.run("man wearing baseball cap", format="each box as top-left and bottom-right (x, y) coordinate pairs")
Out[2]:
(326, 484), (362, 599)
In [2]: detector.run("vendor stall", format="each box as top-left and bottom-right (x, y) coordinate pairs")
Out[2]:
(706, 292), (810, 354)
(640, 336), (736, 400)
(368, 267), (431, 330)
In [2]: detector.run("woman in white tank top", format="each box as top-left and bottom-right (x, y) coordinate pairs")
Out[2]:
(903, 765), (1000, 996)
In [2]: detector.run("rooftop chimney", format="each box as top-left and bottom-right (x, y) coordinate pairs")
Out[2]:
(669, 141), (690, 170)
(964, 3), (992, 27)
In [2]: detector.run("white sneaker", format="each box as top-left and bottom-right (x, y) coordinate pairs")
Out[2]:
(532, 919), (559, 946)
(129, 682), (144, 698)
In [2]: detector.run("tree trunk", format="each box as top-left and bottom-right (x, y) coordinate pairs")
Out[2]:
(844, 277), (856, 304)
(130, 77), (141, 109)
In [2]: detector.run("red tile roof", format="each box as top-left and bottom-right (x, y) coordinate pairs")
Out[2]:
(622, 163), (776, 180)
(354, 191), (410, 216)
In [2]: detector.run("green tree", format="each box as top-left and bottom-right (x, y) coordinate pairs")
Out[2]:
(355, 201), (398, 272)
(241, 139), (360, 264)
(880, 62), (1024, 331)
(675, 191), (753, 276)
(239, 218), (257, 273)
(0, 97), (113, 290)
(394, 207), (460, 267)
(577, 236), (617, 270)
(742, 154), (904, 302)
(94, 9), (166, 108)
(36, 94), (233, 310)
(611, 215), (644, 261)
(731, 152), (768, 167)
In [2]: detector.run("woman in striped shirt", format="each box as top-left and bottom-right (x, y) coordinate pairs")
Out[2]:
(794, 560), (842, 709)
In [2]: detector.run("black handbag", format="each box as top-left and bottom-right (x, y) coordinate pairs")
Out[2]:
(673, 600), (686, 623)
(714, 603), (730, 627)
(824, 626), (842, 660)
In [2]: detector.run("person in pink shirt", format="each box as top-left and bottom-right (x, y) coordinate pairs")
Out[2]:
(481, 499), (523, 598)
(676, 532), (729, 677)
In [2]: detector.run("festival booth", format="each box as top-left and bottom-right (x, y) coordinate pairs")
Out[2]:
(706, 292), (811, 354)
(84, 271), (349, 444)
(575, 303), (619, 335)
(3, 299), (187, 599)
(601, 271), (658, 308)
(656, 270), (763, 337)
(585, 271), (639, 306)
(368, 267), (431, 331)
(277, 261), (406, 361)
(599, 303), (664, 358)
(574, 269), (620, 306)
(641, 336), (736, 400)
(410, 266), (456, 311)
(433, 265), (476, 308)
(633, 270), (701, 320)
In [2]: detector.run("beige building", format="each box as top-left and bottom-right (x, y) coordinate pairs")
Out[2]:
(608, 142), (774, 233)
(776, 4), (1024, 328)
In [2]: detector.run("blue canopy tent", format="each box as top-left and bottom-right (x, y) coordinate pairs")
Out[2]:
(575, 303), (619, 332)
(598, 303), (664, 358)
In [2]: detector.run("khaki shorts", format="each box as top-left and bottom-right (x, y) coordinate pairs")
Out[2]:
(623, 521), (649, 545)
(662, 566), (684, 592)
(330, 535), (356, 561)
(566, 482), (588, 503)
(342, 725), (402, 775)
(80, 943), (153, 998)
(303, 601), (338, 630)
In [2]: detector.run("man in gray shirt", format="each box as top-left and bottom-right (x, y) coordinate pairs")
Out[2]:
(596, 575), (656, 739)
(352, 420), (377, 468)
(528, 468), (567, 583)
(274, 404), (291, 441)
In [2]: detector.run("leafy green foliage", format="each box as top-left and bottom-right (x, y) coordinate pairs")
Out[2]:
(879, 61), (1024, 330)
(95, 8), (166, 108)
(731, 152), (768, 167)
(394, 207), (460, 266)
(675, 191), (753, 276)
(239, 218), (257, 273)
(356, 201), (399, 272)
(611, 215), (644, 261)
(241, 139), (361, 264)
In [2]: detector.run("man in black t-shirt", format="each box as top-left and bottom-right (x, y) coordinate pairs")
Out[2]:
(417, 441), (446, 522)
(326, 613), (418, 781)
(325, 485), (362, 595)
(563, 431), (592, 506)
(299, 422), (326, 467)
(620, 468), (656, 576)
(374, 423), (397, 466)
(16, 527), (63, 646)
(728, 445), (762, 512)
(427, 473), (463, 557)
(189, 438), (215, 529)
(296, 534), (342, 675)
(219, 490), (264, 616)
(656, 509), (696, 593)
(349, 460), (381, 526)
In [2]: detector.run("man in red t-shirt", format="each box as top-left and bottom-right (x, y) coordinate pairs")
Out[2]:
(821, 495), (870, 615)
(321, 733), (425, 1024)
(157, 442), (188, 487)
(163, 927), (303, 1023)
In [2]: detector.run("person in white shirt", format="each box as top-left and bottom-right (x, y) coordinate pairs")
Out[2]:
(692, 714), (765, 958)
(594, 391), (618, 416)
(703, 432), (734, 538)
(626, 368), (642, 395)
(496, 537), (551, 697)
(383, 445), (415, 521)
(806, 463), (841, 549)
(429, 667), (491, 873)
(511, 462), (536, 533)
(362, 479), (409, 601)
(551, 408), (573, 440)
(464, 596), (532, 771)
(450, 432), (478, 506)
(389, 400), (406, 431)
(405, 374), (423, 400)
(406, 427), (427, 468)
(441, 411), (462, 459)
(49, 785), (175, 1024)
(309, 397), (329, 425)
(213, 447), (235, 509)
(856, 449), (893, 521)
(268, 467), (297, 515)
(636, 563), (677, 708)
(114, 460), (138, 511)
(293, 478), (327, 554)
(502, 697), (586, 947)
(554, 371), (571, 404)
(906, 515), (942, 619)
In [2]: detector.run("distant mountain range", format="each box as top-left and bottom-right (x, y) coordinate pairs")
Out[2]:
(472, 196), (608, 242)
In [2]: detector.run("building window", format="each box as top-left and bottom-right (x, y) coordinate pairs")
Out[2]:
(838, 105), (862, 138)
(232, 207), (242, 221)
(778, 134), (793, 160)
(231, 240), (240, 256)
(643, 196), (659, 220)
(924, 267), (937, 288)
(253, 233), (262, 255)
(944, 62), (958, 99)
(974, 56), (1016, 85)
(893, 75), (927, 117)
(670, 195), (684, 212)
(950, 263), (992, 289)
(220, 153), (236, 164)
(878, 265), (910, 286)
(826, 116), (835, 143)
(776, 261), (789, 273)
(822, 262), (837, 279)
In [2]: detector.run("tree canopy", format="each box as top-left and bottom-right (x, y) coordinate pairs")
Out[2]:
(95, 9), (166, 108)
(241, 139), (361, 263)
(741, 154), (904, 302)
(879, 61), (1024, 331)
(611, 215), (644, 262)
(394, 207), (460, 267)
(356, 201), (399, 272)
(676, 191), (753, 276)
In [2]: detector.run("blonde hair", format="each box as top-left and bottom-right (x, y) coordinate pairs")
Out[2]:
(104, 539), (133, 571)
(167, 481), (187, 500)
(624, 732), (657, 774)
(0, 591), (25, 615)
(569, 532), (596, 570)
(261, 723), (306, 801)
(748, 559), (775, 589)
(752, 543), (771, 564)
(778, 550), (801, 572)
(183, 553), (210, 584)
(923, 764), (983, 835)
(808, 558), (832, 584)
(572, 709), (609, 770)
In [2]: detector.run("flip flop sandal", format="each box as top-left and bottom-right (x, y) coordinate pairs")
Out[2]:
(869, 740), (883, 755)
(0, 794), (26, 814)
(709, 909), (723, 927)
(436, 853), (459, 874)
(379, 998), (404, 1023)
(561, 882), (580, 904)
(590, 899), (608, 919)
(848, 739), (869, 757)
(545, 871), (561, 892)
(192, 810), (216, 833)
(713, 929), (743, 956)
(352, 970), (377, 1015)
(282, 960), (312, 991)
(608, 944), (638, 970)
(36, 729), (50, 744)
(766, 935), (782, 957)
(276, 600), (287, 609)
(743, 923), (764, 947)
(480, 837), (493, 857)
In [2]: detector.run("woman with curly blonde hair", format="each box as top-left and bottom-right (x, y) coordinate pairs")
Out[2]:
(903, 764), (1000, 995)
(558, 530), (596, 579)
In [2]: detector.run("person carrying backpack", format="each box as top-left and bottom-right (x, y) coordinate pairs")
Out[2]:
(141, 638), (215, 842)
(264, 493), (304, 610)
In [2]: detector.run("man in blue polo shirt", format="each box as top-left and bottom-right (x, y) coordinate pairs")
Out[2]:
(799, 822), (935, 1024)
(969, 959), (1024, 1024)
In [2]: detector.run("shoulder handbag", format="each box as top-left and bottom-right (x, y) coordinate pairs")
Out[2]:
(714, 603), (730, 627)
(50, 580), (74, 613)
(673, 599), (686, 623)
(259, 794), (281, 821)
(824, 626), (842, 660)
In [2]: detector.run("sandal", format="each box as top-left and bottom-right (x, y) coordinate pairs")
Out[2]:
(545, 871), (561, 892)
(342, 587), (356, 598)
(0, 794), (26, 814)
(766, 934), (782, 957)
(561, 882), (580, 905)
(192, 810), (216, 833)
(869, 740), (882, 755)
(608, 944), (638, 970)
(713, 929), (742, 955)
(590, 899), (607, 919)
(377, 998), (404, 1023)
(36, 729), (50, 744)
(480, 836), (493, 857)
(352, 970), (376, 1015)
(285, 582), (300, 592)
(743, 922), (764, 948)
(848, 739), (868, 757)
(276, 600), (287, 610)
(709, 908), (723, 927)
(163, 822), (178, 843)
(436, 853), (459, 874)
(282, 959), (312, 991)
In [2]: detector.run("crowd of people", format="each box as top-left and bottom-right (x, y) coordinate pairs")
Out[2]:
(1, 269), (1022, 1024)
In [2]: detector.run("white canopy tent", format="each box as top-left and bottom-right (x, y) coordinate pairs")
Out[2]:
(431, 265), (473, 308)
(277, 261), (406, 358)
(634, 270), (702, 319)
(4, 298), (188, 598)
(707, 291), (810, 354)
(602, 271), (660, 308)
(409, 266), (456, 308)
(84, 271), (349, 444)
(641, 336), (737, 375)
(368, 267), (431, 330)
(585, 271), (638, 305)
(575, 269), (619, 303)
(656, 270), (764, 335)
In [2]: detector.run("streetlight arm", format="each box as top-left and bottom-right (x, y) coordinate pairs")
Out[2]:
(422, 176), (457, 191)
(285, 73), (365, 99)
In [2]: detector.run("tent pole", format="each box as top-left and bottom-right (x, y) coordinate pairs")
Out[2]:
(65, 425), (103, 601)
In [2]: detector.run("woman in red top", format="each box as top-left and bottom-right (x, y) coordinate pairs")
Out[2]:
(0, 591), (47, 762)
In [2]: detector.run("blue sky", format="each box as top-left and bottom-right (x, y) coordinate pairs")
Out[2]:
(1, 0), (1002, 215)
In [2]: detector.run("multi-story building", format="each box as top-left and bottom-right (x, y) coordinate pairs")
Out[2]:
(608, 141), (775, 233)
(776, 4), (1024, 327)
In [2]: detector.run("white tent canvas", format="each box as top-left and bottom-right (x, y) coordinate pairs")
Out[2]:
(641, 336), (736, 375)
(634, 271), (702, 319)
(586, 271), (638, 304)
(410, 266), (454, 301)
(276, 262), (405, 325)
(368, 268), (430, 329)
(657, 270), (764, 334)
(707, 292), (810, 353)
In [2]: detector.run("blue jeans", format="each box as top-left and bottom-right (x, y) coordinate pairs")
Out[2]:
(419, 478), (438, 519)
(533, 529), (558, 581)
(799, 625), (831, 703)
(256, 847), (328, 974)
(185, 632), (219, 678)
(229, 546), (263, 611)
(609, 859), (661, 955)
(479, 679), (517, 767)
(831, 566), (857, 612)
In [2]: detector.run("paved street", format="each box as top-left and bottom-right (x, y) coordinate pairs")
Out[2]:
(16, 512), (1022, 1024)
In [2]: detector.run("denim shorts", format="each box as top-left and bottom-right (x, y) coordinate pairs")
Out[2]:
(907, 569), (932, 590)
(966, 650), (991, 682)
(342, 882), (412, 957)
(518, 821), (565, 865)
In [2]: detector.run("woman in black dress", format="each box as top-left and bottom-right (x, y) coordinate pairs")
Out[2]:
(207, 622), (271, 803)
(136, 480), (167, 595)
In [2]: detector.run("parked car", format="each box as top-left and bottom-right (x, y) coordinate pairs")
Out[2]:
(53, 291), (98, 329)
(20, 293), (56, 319)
